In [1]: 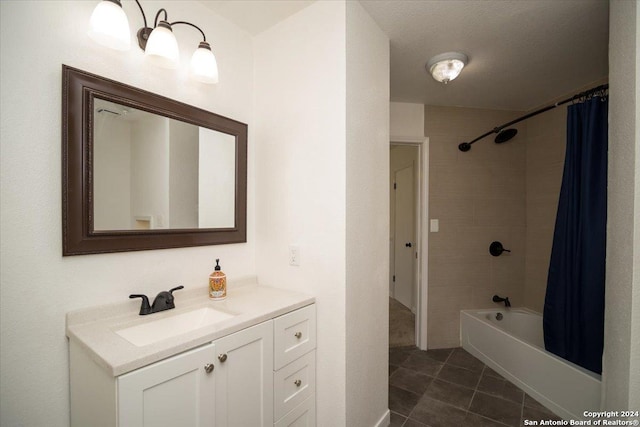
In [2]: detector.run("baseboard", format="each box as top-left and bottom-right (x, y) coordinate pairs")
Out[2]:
(373, 409), (391, 427)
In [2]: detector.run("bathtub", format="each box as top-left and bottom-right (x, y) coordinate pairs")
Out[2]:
(460, 308), (601, 421)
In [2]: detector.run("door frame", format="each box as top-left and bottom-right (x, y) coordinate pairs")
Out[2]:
(390, 137), (429, 350)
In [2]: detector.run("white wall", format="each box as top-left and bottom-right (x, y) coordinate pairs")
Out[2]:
(198, 128), (236, 228)
(0, 1), (254, 425)
(94, 113), (132, 230)
(253, 2), (348, 424)
(390, 102), (424, 140)
(345, 2), (390, 426)
(131, 115), (171, 228)
(604, 0), (640, 410)
(254, 1), (390, 425)
(169, 120), (199, 229)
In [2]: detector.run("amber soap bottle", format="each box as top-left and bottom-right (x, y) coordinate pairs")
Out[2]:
(209, 259), (227, 300)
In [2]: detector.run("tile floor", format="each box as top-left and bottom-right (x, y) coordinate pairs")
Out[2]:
(389, 346), (562, 427)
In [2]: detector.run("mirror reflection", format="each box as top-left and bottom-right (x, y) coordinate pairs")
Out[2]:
(93, 99), (236, 231)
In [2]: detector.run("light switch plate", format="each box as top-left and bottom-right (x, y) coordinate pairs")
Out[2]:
(289, 245), (300, 266)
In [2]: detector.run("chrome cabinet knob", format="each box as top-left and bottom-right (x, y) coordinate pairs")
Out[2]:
(294, 379), (302, 387)
(204, 363), (214, 374)
(294, 332), (302, 339)
(218, 353), (228, 362)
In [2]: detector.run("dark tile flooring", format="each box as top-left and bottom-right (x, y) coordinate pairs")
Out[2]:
(389, 346), (562, 427)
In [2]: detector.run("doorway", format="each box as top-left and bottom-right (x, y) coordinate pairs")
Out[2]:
(389, 144), (420, 348)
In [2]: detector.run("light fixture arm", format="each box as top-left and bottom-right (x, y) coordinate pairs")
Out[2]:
(153, 8), (169, 27)
(132, 2), (207, 50)
(133, 0), (147, 29)
(171, 21), (207, 42)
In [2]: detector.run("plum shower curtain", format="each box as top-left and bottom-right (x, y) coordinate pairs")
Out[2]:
(543, 92), (608, 374)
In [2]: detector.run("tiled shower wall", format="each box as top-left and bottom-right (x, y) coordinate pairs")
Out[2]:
(524, 107), (566, 312)
(426, 106), (527, 349)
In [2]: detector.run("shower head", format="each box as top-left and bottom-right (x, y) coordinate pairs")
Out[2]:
(458, 127), (518, 152)
(494, 128), (518, 144)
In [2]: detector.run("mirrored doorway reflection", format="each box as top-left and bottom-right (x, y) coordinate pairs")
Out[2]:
(93, 98), (236, 232)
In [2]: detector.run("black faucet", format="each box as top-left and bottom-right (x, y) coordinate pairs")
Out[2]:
(492, 294), (511, 307)
(130, 286), (184, 315)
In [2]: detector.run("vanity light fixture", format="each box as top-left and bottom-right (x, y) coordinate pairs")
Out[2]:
(88, 0), (219, 84)
(426, 52), (468, 84)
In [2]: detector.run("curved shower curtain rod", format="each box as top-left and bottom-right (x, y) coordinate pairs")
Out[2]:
(458, 83), (609, 152)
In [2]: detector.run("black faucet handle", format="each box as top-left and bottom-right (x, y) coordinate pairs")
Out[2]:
(130, 294), (152, 315)
(151, 286), (183, 312)
(169, 285), (184, 295)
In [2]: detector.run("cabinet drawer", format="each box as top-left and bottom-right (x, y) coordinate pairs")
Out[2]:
(274, 304), (316, 369)
(274, 395), (316, 427)
(274, 350), (315, 421)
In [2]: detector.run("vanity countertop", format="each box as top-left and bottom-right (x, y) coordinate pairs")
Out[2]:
(66, 280), (314, 376)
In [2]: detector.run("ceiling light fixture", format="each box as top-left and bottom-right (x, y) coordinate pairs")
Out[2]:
(426, 52), (468, 84)
(88, 0), (219, 84)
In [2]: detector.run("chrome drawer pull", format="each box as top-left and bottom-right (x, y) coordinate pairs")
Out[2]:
(294, 379), (302, 387)
(218, 353), (228, 362)
(204, 363), (214, 374)
(294, 332), (302, 339)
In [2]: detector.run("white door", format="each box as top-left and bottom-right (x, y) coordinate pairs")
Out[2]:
(214, 321), (274, 427)
(118, 343), (216, 427)
(393, 165), (415, 310)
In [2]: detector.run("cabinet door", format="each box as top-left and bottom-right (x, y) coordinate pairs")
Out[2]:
(118, 343), (216, 427)
(214, 321), (274, 427)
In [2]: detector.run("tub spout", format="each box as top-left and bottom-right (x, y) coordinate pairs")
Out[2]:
(492, 295), (511, 307)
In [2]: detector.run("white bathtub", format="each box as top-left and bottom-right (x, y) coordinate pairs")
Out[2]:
(461, 308), (601, 420)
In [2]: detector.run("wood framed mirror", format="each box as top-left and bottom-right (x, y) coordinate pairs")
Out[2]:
(62, 65), (247, 255)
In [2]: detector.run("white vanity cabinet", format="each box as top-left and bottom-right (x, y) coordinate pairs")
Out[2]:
(214, 320), (274, 426)
(118, 343), (216, 427)
(273, 304), (317, 427)
(69, 301), (316, 427)
(118, 321), (274, 427)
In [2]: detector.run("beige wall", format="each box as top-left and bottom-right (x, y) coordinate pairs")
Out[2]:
(426, 106), (525, 348)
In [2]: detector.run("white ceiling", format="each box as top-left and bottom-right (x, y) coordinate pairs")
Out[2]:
(200, 0), (609, 111)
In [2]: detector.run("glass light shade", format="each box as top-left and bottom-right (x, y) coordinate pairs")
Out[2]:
(427, 52), (468, 84)
(144, 21), (179, 69)
(190, 42), (219, 84)
(88, 0), (131, 51)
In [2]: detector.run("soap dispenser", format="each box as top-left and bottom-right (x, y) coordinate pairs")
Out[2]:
(209, 259), (227, 300)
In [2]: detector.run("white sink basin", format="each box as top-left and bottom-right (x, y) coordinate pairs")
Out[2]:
(116, 307), (236, 347)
